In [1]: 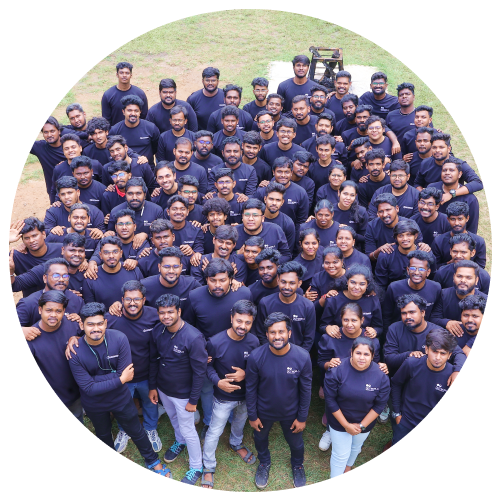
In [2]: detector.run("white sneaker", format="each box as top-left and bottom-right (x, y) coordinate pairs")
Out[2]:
(194, 409), (200, 425)
(158, 404), (166, 419)
(319, 430), (332, 451)
(146, 429), (163, 452)
(377, 405), (390, 424)
(114, 430), (130, 453)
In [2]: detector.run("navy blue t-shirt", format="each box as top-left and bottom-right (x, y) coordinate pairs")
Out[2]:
(186, 88), (225, 131)
(260, 142), (307, 168)
(145, 99), (198, 133)
(434, 263), (490, 295)
(410, 212), (450, 246)
(326, 94), (345, 123)
(358, 175), (392, 208)
(30, 140), (67, 198)
(385, 109), (416, 142)
(108, 201), (163, 235)
(171, 220), (204, 254)
(44, 203), (105, 233)
(207, 107), (254, 133)
(293, 115), (318, 145)
(431, 231), (486, 269)
(359, 91), (400, 120)
(367, 184), (420, 221)
(101, 85), (149, 126)
(140, 274), (201, 308)
(83, 143), (111, 167)
(101, 157), (156, 192)
(156, 129), (196, 163)
(276, 78), (316, 112)
(208, 162), (258, 197)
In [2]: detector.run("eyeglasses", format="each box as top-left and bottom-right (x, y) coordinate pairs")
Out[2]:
(124, 297), (144, 304)
(258, 119), (273, 125)
(49, 273), (70, 279)
(418, 200), (436, 207)
(372, 81), (386, 86)
(243, 212), (263, 218)
(217, 180), (233, 185)
(278, 130), (294, 135)
(311, 95), (326, 100)
(197, 140), (212, 145)
(161, 264), (181, 270)
(116, 222), (133, 227)
(390, 174), (407, 179)
(408, 266), (427, 272)
(102, 249), (120, 255)
(111, 172), (127, 179)
(368, 126), (382, 131)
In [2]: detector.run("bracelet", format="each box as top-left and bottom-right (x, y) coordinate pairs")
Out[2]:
(322, 294), (327, 300)
(10, 273), (15, 277)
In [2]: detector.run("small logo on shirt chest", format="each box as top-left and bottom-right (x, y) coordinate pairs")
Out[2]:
(140, 136), (150, 140)
(365, 384), (379, 392)
(435, 383), (447, 393)
(173, 345), (184, 354)
(287, 199), (298, 205)
(287, 367), (299, 375)
(143, 328), (153, 332)
(243, 351), (250, 358)
(292, 314), (305, 322)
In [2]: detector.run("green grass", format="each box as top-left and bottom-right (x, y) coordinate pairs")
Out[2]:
(83, 366), (392, 491)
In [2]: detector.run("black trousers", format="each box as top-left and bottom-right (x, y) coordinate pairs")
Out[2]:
(85, 397), (158, 466)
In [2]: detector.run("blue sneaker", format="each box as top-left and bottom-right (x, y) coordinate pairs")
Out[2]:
(181, 468), (203, 485)
(163, 441), (186, 463)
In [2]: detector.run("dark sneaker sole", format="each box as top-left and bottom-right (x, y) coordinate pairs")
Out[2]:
(181, 472), (202, 485)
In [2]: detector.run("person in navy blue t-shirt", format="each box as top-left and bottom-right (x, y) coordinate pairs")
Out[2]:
(243, 77), (269, 121)
(291, 151), (316, 210)
(326, 71), (353, 122)
(359, 71), (400, 120)
(400, 105), (435, 158)
(254, 109), (279, 145)
(146, 78), (198, 133)
(457, 294), (485, 356)
(290, 95), (318, 145)
(334, 93), (358, 137)
(68, 302), (170, 477)
(192, 131), (221, 174)
(68, 156), (106, 210)
(365, 115), (402, 162)
(101, 61), (149, 126)
(241, 131), (272, 184)
(309, 84), (336, 120)
(207, 84), (253, 134)
(168, 137), (208, 194)
(246, 311), (312, 489)
(84, 117), (111, 166)
(62, 103), (90, 148)
(357, 149), (391, 208)
(385, 83), (416, 142)
(411, 187), (449, 246)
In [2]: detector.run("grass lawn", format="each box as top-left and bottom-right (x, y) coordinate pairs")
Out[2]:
(20, 9), (490, 490)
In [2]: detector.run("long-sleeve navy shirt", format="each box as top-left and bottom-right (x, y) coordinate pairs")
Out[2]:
(343, 249), (371, 270)
(382, 278), (442, 332)
(385, 109), (416, 142)
(46, 228), (99, 261)
(149, 321), (207, 404)
(324, 358), (390, 432)
(146, 99), (198, 133)
(430, 288), (487, 328)
(171, 221), (205, 254)
(108, 200), (163, 235)
(245, 343), (312, 422)
(44, 204), (105, 233)
(28, 318), (81, 406)
(208, 162), (258, 197)
(140, 274), (201, 308)
(320, 292), (383, 336)
(207, 330), (260, 402)
(183, 286), (253, 339)
(190, 252), (246, 285)
(410, 212), (450, 246)
(367, 184), (420, 221)
(431, 231), (486, 269)
(68, 329), (133, 412)
(358, 176), (392, 208)
(234, 222), (291, 262)
(83, 266), (144, 309)
(391, 355), (453, 430)
(255, 292), (315, 351)
(156, 129), (196, 163)
(383, 320), (466, 375)
(297, 219), (341, 252)
(434, 263), (490, 294)
(264, 211), (296, 253)
(105, 306), (159, 383)
(30, 140), (66, 197)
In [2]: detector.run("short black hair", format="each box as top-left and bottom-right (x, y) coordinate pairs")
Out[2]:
(155, 294), (180, 310)
(56, 176), (78, 192)
(167, 194), (189, 210)
(87, 117), (110, 134)
(174, 137), (194, 151)
(352, 137), (371, 150)
(116, 62), (133, 72)
(251, 77), (269, 88)
(125, 177), (147, 194)
(223, 84), (242, 98)
(214, 225), (238, 244)
(99, 235), (122, 250)
(374, 192), (398, 209)
(62, 233), (85, 248)
(393, 220), (419, 239)
(355, 105), (373, 115)
(419, 187), (442, 204)
(61, 133), (81, 147)
(244, 236), (265, 249)
(150, 218), (174, 235)
(221, 105), (240, 119)
(21, 217), (45, 235)
(106, 135), (127, 150)
(425, 328), (457, 353)
(291, 94), (309, 106)
(202, 67), (220, 79)
(202, 197), (230, 217)
(459, 295), (486, 314)
(340, 94), (358, 106)
(292, 55), (310, 66)
(292, 150), (316, 164)
(178, 175), (199, 190)
(277, 260), (305, 280)
(415, 105), (433, 117)
(121, 280), (146, 297)
(389, 159), (410, 174)
(70, 155), (92, 171)
(272, 156), (293, 172)
(264, 311), (291, 331)
(42, 116), (61, 132)
(370, 72), (387, 83)
(430, 132), (451, 146)
(323, 245), (343, 262)
(108, 160), (131, 175)
(407, 249), (435, 267)
(159, 246), (184, 263)
(265, 181), (286, 197)
(69, 203), (90, 217)
(115, 208), (136, 223)
(66, 103), (84, 115)
(242, 198), (265, 214)
(120, 95), (144, 110)
(231, 299), (257, 318)
(221, 136), (242, 149)
(335, 70), (352, 81)
(170, 105), (188, 118)
(442, 156), (463, 173)
(255, 248), (281, 265)
(397, 82), (415, 95)
(299, 227), (320, 246)
(454, 259), (479, 278)
(159, 78), (176, 91)
(276, 118), (297, 132)
(214, 168), (235, 183)
(449, 233), (476, 252)
(194, 130), (214, 141)
(204, 257), (234, 279)
(154, 161), (175, 176)
(80, 302), (107, 322)
(43, 258), (69, 275)
(242, 131), (262, 146)
(446, 201), (469, 217)
(365, 148), (386, 164)
(38, 290), (68, 309)
(396, 293), (427, 311)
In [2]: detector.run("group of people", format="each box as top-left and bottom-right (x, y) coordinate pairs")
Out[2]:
(15, 54), (487, 489)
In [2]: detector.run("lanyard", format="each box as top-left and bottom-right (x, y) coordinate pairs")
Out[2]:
(84, 336), (116, 373)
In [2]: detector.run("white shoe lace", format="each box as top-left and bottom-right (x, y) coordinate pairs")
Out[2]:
(147, 429), (159, 441)
(116, 431), (129, 442)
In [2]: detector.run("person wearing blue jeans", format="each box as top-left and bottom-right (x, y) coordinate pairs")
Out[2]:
(201, 300), (260, 489)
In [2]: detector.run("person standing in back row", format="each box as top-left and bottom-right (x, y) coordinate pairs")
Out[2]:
(277, 55), (316, 113)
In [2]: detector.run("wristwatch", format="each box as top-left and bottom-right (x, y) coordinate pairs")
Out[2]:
(359, 424), (366, 432)
(450, 189), (457, 198)
(391, 412), (401, 419)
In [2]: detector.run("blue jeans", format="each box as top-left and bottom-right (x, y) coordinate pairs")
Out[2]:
(203, 398), (248, 469)
(200, 376), (213, 426)
(329, 426), (370, 478)
(391, 419), (413, 445)
(118, 379), (158, 432)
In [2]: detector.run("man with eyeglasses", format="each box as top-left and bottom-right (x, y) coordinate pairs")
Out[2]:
(207, 84), (254, 133)
(254, 110), (278, 147)
(187, 67), (225, 131)
(83, 236), (144, 309)
(67, 302), (171, 477)
(175, 175), (204, 224)
(359, 72), (400, 121)
(366, 116), (402, 162)
(101, 161), (133, 217)
(367, 160), (419, 221)
(193, 131), (221, 174)
(251, 94), (284, 133)
(156, 106), (196, 162)
(233, 199), (291, 263)
(277, 55), (316, 113)
(308, 85), (336, 121)
(243, 77), (269, 121)
(411, 187), (449, 246)
(290, 95), (318, 145)
(260, 118), (307, 168)
(382, 250), (441, 332)
(146, 78), (198, 133)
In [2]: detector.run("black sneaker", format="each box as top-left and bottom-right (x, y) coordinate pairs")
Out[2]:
(199, 424), (210, 444)
(181, 468), (203, 485)
(292, 464), (306, 487)
(255, 463), (271, 489)
(163, 441), (186, 463)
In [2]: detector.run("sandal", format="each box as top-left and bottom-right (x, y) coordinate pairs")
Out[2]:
(230, 444), (256, 464)
(147, 459), (171, 477)
(201, 467), (215, 488)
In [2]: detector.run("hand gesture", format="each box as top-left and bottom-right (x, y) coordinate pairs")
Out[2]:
(290, 419), (306, 433)
(325, 325), (341, 338)
(119, 363), (134, 384)
(9, 220), (25, 243)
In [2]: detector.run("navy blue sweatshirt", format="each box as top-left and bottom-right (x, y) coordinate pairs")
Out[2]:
(367, 184), (419, 221)
(301, 137), (348, 167)
(277, 78), (316, 112)
(83, 265), (144, 309)
(44, 204), (105, 233)
(30, 140), (66, 198)
(248, 281), (304, 306)
(183, 286), (253, 339)
(359, 92), (400, 120)
(334, 117), (356, 137)
(343, 249), (371, 270)
(83, 143), (111, 167)
(190, 253), (246, 285)
(208, 162), (258, 197)
(365, 216), (423, 257)
(50, 159), (103, 202)
(264, 211), (296, 253)
(297, 219), (341, 253)
(234, 222), (291, 262)
(89, 238), (149, 266)
(169, 162), (208, 194)
(11, 265), (83, 296)
(431, 231), (486, 269)
(410, 212), (450, 246)
(309, 270), (343, 319)
(369, 137), (402, 161)
(260, 142), (307, 168)
(140, 274), (201, 308)
(455, 325), (477, 350)
(137, 249), (190, 278)
(332, 205), (368, 248)
(17, 288), (84, 327)
(293, 248), (324, 291)
(74, 180), (107, 211)
(293, 115), (318, 145)
(407, 154), (427, 186)
(28, 318), (81, 406)
(207, 107), (254, 133)
(391, 355), (453, 430)
(374, 247), (415, 289)
(207, 330), (261, 401)
(101, 85), (148, 126)
(326, 94), (345, 122)
(324, 358), (390, 432)
(318, 329), (381, 368)
(430, 288), (487, 328)
(320, 292), (383, 336)
(316, 184), (340, 206)
(308, 160), (343, 193)
(384, 320), (466, 375)
(358, 175), (392, 208)
(46, 228), (99, 261)
(68, 329), (133, 412)
(434, 263), (490, 294)
(385, 109), (416, 142)
(146, 99), (198, 133)
(234, 255), (261, 285)
(414, 156), (483, 194)
(156, 129), (196, 163)
(292, 175), (315, 210)
(255, 292), (316, 351)
(108, 201), (163, 235)
(101, 157), (156, 192)
(245, 343), (312, 421)
(246, 158), (273, 184)
(108, 120), (160, 165)
(171, 221), (204, 254)
(243, 100), (267, 121)
(382, 278), (442, 332)
(186, 88), (225, 131)
(212, 129), (246, 158)
(105, 306), (159, 383)
(400, 127), (437, 156)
